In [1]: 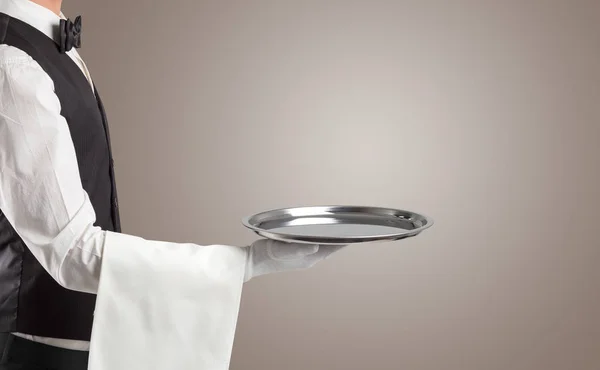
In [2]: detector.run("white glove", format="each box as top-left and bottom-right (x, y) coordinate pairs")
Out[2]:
(243, 239), (345, 282)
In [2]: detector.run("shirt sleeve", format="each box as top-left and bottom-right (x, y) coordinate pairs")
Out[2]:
(0, 45), (247, 295)
(0, 44), (108, 294)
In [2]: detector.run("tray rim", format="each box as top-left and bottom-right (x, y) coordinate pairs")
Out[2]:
(242, 205), (434, 245)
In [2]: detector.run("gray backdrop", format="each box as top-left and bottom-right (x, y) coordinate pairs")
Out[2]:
(66, 0), (600, 369)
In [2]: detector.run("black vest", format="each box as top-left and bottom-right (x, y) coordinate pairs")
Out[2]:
(0, 13), (121, 340)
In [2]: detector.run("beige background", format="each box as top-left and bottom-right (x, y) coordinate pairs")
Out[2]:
(66, 0), (599, 369)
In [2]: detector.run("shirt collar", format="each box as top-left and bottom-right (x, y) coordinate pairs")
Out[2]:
(0, 0), (67, 43)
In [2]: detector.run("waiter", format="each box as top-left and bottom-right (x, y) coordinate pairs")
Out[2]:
(0, 0), (345, 369)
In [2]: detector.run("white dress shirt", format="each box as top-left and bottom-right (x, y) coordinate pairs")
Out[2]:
(1, 0), (134, 351)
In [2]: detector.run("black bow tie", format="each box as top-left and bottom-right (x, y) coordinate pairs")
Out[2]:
(59, 15), (82, 53)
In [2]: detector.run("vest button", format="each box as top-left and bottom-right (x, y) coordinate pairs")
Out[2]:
(113, 198), (118, 209)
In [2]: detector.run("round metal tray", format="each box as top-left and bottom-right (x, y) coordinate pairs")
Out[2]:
(242, 205), (433, 245)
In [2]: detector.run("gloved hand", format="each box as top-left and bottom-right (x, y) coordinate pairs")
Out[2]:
(243, 239), (345, 282)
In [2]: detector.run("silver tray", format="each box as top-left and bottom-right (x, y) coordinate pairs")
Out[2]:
(242, 206), (433, 245)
